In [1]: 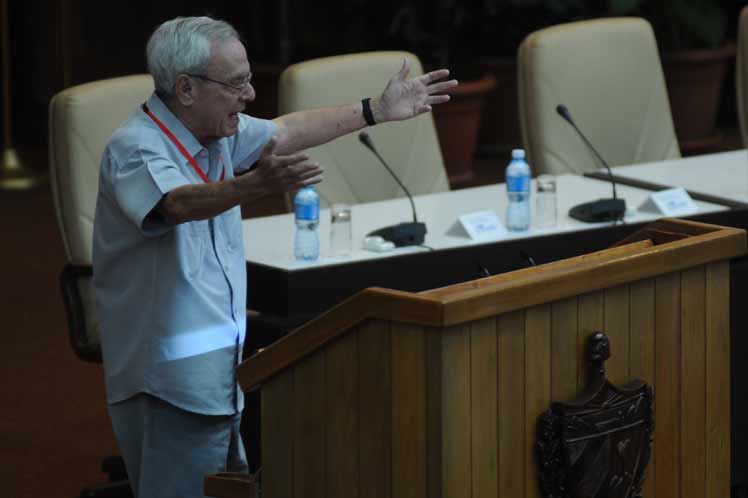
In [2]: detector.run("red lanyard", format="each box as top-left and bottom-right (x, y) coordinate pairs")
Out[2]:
(142, 103), (225, 183)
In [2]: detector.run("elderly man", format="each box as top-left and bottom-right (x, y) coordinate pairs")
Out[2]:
(92, 15), (456, 498)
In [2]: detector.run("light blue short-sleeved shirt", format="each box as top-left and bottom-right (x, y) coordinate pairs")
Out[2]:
(93, 93), (277, 415)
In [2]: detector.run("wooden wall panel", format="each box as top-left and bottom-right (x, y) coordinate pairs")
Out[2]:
(705, 261), (730, 498)
(293, 351), (325, 498)
(681, 268), (706, 498)
(325, 331), (359, 498)
(470, 317), (498, 498)
(392, 323), (428, 498)
(358, 320), (392, 498)
(525, 304), (551, 498)
(577, 291), (603, 390)
(497, 311), (525, 498)
(603, 284), (630, 385)
(550, 297), (578, 403)
(655, 272), (682, 498)
(629, 279), (656, 498)
(262, 372), (295, 498)
(441, 323), (471, 498)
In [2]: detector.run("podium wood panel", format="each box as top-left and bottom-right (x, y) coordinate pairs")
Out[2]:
(550, 297), (578, 403)
(391, 323), (428, 498)
(470, 318), (498, 498)
(705, 261), (730, 498)
(262, 372), (294, 498)
(325, 332), (359, 498)
(681, 268), (706, 498)
(441, 323), (470, 498)
(629, 279), (656, 498)
(524, 304), (551, 498)
(292, 352), (324, 498)
(246, 219), (743, 498)
(358, 320), (392, 498)
(655, 273), (682, 498)
(497, 311), (526, 498)
(604, 284), (630, 384)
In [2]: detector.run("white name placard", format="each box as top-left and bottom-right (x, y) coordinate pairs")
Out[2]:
(458, 211), (507, 241)
(637, 187), (698, 217)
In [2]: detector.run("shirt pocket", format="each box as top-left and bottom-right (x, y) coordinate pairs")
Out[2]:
(182, 220), (209, 280)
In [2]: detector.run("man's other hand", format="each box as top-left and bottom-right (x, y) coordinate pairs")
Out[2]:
(252, 137), (323, 193)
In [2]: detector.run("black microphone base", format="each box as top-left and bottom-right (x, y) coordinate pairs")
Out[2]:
(568, 198), (626, 223)
(367, 222), (426, 247)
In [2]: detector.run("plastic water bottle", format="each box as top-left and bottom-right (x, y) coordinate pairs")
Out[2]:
(505, 148), (531, 231)
(294, 186), (320, 260)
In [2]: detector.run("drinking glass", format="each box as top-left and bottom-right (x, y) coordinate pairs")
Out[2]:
(535, 175), (557, 229)
(329, 203), (352, 256)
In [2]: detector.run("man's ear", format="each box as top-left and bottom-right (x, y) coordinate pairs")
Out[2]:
(175, 74), (195, 106)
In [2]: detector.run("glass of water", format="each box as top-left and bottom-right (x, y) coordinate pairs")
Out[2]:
(535, 175), (557, 229)
(329, 203), (352, 256)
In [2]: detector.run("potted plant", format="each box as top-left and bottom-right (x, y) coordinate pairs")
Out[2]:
(390, 0), (497, 188)
(609, 0), (733, 153)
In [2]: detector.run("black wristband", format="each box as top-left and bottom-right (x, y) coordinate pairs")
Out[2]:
(361, 97), (377, 126)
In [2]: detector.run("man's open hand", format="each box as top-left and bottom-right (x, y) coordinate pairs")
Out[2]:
(372, 59), (459, 123)
(252, 137), (323, 193)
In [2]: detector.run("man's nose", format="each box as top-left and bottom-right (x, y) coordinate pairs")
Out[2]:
(240, 83), (256, 103)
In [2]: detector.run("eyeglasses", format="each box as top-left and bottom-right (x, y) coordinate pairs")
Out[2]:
(185, 73), (252, 92)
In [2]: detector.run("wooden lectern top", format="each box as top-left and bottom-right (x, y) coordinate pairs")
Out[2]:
(237, 217), (746, 392)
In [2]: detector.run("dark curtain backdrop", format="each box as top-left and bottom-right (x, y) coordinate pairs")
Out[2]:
(3, 0), (747, 149)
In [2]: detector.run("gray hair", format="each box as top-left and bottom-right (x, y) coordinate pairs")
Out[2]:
(146, 16), (239, 99)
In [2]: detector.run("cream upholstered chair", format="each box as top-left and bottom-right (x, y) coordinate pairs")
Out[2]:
(518, 17), (680, 176)
(278, 51), (449, 208)
(50, 74), (153, 362)
(49, 74), (153, 498)
(738, 6), (748, 147)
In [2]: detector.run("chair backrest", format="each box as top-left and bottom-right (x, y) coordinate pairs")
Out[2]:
(49, 74), (154, 362)
(738, 6), (748, 147)
(518, 17), (680, 176)
(278, 51), (449, 208)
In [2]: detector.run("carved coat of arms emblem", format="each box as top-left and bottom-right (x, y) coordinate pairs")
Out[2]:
(537, 332), (654, 498)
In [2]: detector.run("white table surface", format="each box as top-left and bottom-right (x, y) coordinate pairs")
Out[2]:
(242, 173), (726, 271)
(609, 149), (748, 203)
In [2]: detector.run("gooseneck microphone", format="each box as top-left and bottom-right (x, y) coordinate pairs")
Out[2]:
(358, 131), (426, 246)
(556, 104), (626, 223)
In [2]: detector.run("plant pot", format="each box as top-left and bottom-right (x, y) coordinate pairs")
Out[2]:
(432, 73), (497, 188)
(475, 57), (522, 156)
(662, 43), (735, 155)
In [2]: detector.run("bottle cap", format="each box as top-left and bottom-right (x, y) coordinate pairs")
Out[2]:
(511, 149), (525, 159)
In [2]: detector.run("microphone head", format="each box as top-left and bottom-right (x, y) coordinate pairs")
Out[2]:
(358, 131), (371, 146)
(556, 104), (572, 122)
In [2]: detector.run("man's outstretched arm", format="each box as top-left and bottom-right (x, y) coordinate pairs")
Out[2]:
(270, 59), (458, 155)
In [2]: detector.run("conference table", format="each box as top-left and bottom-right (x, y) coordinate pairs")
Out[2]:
(242, 171), (729, 317)
(587, 149), (748, 208)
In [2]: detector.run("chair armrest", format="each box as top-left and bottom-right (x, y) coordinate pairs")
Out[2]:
(204, 472), (258, 498)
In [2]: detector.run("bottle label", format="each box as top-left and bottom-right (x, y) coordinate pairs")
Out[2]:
(295, 203), (319, 221)
(507, 175), (530, 193)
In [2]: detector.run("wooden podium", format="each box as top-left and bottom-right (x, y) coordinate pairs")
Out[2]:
(206, 218), (746, 498)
